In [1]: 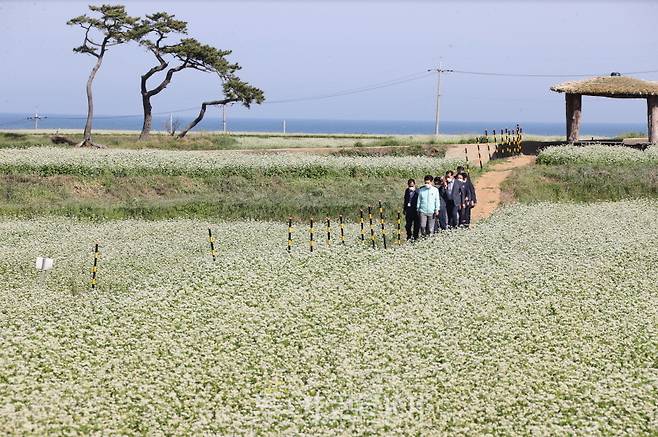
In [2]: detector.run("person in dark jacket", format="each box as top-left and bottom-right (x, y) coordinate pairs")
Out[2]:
(402, 178), (420, 240)
(444, 170), (464, 228)
(434, 176), (448, 232)
(459, 172), (477, 228)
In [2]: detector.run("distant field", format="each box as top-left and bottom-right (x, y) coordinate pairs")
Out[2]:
(0, 130), (562, 151)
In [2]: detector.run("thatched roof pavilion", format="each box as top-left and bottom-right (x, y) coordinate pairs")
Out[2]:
(551, 75), (658, 143)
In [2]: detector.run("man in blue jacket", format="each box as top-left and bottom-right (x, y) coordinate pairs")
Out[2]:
(416, 174), (440, 237)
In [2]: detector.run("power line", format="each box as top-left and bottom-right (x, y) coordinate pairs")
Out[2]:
(448, 69), (658, 78)
(264, 71), (432, 104)
(0, 71), (434, 121)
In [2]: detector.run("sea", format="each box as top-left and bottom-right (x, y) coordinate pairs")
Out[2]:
(0, 113), (646, 137)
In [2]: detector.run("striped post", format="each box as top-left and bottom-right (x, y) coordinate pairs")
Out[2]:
(287, 217), (293, 253)
(359, 209), (365, 241)
(396, 211), (402, 245)
(339, 214), (345, 245)
(378, 200), (387, 250)
(90, 242), (100, 290)
(208, 228), (217, 262)
(309, 218), (314, 253)
(368, 206), (376, 249)
(477, 144), (483, 170)
(326, 217), (331, 247)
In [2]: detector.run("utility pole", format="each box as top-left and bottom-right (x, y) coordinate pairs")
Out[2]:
(428, 64), (453, 137)
(27, 111), (47, 130)
(222, 104), (227, 133)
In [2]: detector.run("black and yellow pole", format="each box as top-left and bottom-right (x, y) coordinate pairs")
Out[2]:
(368, 206), (376, 249)
(477, 144), (483, 170)
(309, 217), (315, 252)
(396, 211), (402, 245)
(90, 242), (100, 290)
(487, 143), (492, 160)
(326, 217), (331, 247)
(287, 217), (293, 253)
(339, 214), (345, 245)
(378, 200), (387, 249)
(208, 228), (217, 262)
(493, 129), (497, 144)
(359, 209), (365, 242)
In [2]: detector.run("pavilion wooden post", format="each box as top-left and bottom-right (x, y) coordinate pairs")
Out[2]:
(648, 96), (658, 144)
(565, 93), (582, 142)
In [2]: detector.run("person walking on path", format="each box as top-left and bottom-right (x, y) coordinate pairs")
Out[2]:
(445, 171), (463, 228)
(459, 172), (476, 228)
(434, 175), (448, 232)
(416, 175), (440, 237)
(403, 178), (420, 240)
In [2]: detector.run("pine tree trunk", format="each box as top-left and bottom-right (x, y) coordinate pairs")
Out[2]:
(178, 103), (209, 139)
(82, 55), (104, 145)
(139, 94), (153, 140)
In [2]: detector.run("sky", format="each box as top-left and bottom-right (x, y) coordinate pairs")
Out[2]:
(0, 0), (657, 123)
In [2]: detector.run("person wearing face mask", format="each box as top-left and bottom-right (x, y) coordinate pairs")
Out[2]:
(433, 175), (448, 232)
(459, 172), (476, 228)
(444, 170), (462, 229)
(402, 178), (420, 240)
(416, 175), (440, 237)
(433, 176), (446, 234)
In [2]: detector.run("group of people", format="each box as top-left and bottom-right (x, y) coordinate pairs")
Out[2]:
(402, 166), (477, 240)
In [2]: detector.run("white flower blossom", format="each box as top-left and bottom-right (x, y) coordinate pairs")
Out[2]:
(0, 202), (656, 434)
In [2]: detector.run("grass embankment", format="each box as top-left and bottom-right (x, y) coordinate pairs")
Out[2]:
(0, 173), (411, 220)
(503, 145), (658, 203)
(0, 147), (463, 220)
(503, 164), (658, 203)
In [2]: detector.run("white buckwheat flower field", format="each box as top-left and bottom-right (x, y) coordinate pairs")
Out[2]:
(0, 147), (463, 178)
(0, 201), (656, 434)
(537, 144), (658, 166)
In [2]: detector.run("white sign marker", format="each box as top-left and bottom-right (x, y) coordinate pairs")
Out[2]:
(35, 257), (54, 271)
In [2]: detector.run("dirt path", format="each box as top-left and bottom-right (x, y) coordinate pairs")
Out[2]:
(471, 155), (536, 223)
(445, 143), (493, 166)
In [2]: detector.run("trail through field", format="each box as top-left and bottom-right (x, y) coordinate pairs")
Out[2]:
(472, 155), (536, 223)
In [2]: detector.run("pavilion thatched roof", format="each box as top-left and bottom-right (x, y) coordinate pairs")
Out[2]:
(550, 76), (658, 98)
